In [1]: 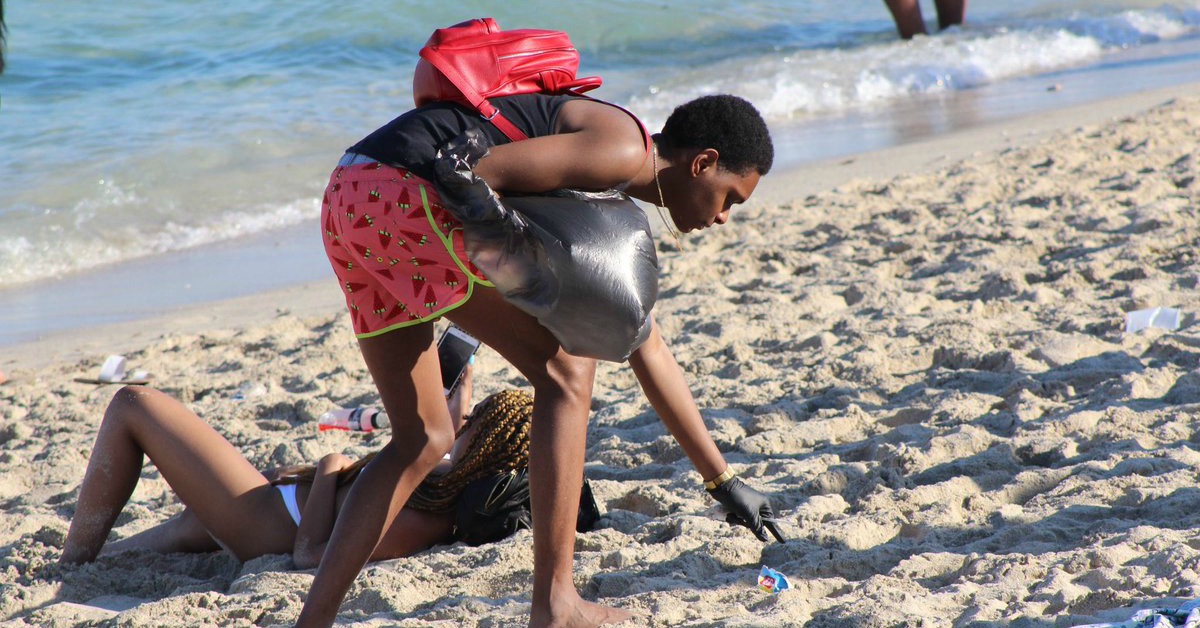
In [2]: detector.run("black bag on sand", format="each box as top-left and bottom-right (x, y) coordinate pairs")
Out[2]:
(454, 468), (602, 546)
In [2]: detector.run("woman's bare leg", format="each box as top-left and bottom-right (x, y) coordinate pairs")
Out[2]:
(61, 387), (292, 564)
(297, 323), (457, 627)
(101, 507), (221, 556)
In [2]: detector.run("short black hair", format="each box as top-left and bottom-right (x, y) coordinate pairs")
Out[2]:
(659, 95), (773, 176)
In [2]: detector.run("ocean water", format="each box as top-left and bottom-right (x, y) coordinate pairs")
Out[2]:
(2, 0), (1199, 343)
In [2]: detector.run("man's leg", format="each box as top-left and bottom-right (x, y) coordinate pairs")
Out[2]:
(447, 288), (631, 627)
(884, 0), (927, 38)
(935, 0), (966, 30)
(296, 322), (456, 627)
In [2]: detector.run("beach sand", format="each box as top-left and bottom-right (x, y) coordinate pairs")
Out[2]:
(2, 83), (1200, 627)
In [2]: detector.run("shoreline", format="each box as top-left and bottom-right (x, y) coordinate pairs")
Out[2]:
(5, 79), (1198, 373)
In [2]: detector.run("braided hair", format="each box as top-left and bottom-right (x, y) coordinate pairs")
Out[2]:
(408, 388), (533, 512)
(273, 389), (533, 513)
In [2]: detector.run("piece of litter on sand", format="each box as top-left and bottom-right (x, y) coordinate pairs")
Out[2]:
(1074, 598), (1200, 627)
(757, 566), (790, 594)
(232, 381), (268, 401)
(1125, 307), (1181, 333)
(73, 354), (151, 385)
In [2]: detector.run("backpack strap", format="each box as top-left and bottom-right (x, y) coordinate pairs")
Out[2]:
(419, 43), (647, 154)
(419, 45), (530, 142)
(581, 97), (653, 158)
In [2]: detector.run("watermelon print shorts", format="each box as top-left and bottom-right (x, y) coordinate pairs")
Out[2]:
(321, 160), (492, 338)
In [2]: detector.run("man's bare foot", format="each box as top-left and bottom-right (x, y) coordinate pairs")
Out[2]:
(530, 594), (634, 628)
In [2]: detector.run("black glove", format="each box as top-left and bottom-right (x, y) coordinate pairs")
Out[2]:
(707, 476), (785, 543)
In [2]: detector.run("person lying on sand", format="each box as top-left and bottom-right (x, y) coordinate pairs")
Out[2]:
(59, 369), (533, 567)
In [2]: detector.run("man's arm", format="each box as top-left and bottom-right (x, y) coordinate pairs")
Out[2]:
(628, 317), (785, 543)
(627, 317), (729, 482)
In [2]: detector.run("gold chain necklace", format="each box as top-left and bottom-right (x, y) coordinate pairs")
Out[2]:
(651, 145), (683, 249)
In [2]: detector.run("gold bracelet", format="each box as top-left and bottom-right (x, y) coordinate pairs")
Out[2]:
(704, 468), (736, 490)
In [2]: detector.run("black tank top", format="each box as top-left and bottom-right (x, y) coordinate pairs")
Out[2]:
(348, 93), (579, 183)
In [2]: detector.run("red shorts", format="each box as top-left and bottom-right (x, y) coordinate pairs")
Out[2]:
(320, 161), (491, 337)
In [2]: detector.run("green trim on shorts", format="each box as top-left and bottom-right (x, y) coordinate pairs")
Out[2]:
(352, 185), (491, 340)
(421, 184), (494, 289)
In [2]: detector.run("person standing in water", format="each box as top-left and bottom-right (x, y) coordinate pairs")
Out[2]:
(884, 0), (967, 39)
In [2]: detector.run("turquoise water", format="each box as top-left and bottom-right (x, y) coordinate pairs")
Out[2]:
(1, 1), (1199, 343)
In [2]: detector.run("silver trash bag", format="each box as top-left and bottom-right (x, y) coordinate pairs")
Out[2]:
(433, 130), (658, 362)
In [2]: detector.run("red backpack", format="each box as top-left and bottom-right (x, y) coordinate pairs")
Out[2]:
(413, 18), (603, 142)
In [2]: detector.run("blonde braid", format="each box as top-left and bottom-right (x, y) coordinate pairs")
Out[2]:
(408, 389), (533, 513)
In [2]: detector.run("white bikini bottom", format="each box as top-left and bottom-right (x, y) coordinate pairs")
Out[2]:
(276, 484), (302, 526)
